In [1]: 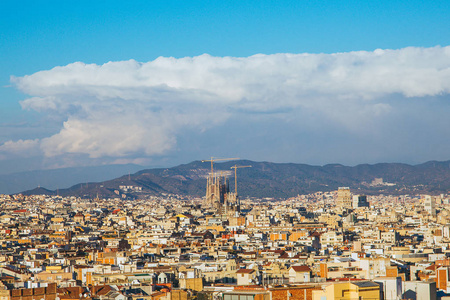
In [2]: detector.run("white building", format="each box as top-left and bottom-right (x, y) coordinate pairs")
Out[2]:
(424, 195), (436, 217)
(375, 276), (402, 300)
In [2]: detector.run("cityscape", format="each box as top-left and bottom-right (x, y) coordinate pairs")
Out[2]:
(0, 158), (448, 300)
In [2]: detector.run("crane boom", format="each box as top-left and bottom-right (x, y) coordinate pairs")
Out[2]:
(201, 157), (240, 174)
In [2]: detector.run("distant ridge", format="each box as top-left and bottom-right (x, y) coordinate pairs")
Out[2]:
(24, 187), (56, 196)
(0, 164), (144, 195)
(17, 160), (450, 198)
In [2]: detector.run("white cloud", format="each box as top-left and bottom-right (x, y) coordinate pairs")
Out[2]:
(4, 46), (450, 163)
(40, 115), (175, 158)
(0, 139), (41, 157)
(12, 46), (450, 102)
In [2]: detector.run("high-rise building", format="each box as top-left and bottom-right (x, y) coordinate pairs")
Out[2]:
(337, 187), (352, 210)
(352, 195), (369, 208)
(424, 195), (436, 217)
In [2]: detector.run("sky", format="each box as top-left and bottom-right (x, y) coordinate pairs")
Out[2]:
(1, 0), (450, 175)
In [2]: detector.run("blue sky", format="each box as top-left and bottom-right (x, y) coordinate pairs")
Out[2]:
(1, 0), (450, 174)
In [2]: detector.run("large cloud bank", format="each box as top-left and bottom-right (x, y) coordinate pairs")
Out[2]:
(2, 46), (450, 165)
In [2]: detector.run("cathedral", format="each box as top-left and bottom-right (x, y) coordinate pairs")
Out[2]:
(204, 172), (240, 218)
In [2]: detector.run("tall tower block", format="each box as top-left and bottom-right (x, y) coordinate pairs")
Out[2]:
(337, 187), (352, 210)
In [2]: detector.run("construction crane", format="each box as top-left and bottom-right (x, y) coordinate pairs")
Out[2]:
(201, 157), (239, 174)
(230, 165), (252, 195)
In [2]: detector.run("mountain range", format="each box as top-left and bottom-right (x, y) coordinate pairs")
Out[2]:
(17, 160), (450, 198)
(0, 164), (144, 195)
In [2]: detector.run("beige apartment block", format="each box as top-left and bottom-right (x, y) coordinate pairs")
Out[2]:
(337, 187), (352, 210)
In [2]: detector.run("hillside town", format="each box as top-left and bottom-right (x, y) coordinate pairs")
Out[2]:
(0, 169), (449, 300)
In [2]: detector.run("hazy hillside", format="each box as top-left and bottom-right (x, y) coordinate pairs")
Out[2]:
(0, 164), (144, 195)
(19, 160), (450, 198)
